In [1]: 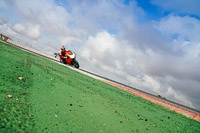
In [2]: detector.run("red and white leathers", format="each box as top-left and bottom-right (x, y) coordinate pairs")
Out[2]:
(60, 49), (68, 59)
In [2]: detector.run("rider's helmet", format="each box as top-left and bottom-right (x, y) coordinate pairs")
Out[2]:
(61, 45), (65, 50)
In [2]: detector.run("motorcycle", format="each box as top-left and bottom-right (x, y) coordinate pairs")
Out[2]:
(54, 50), (79, 68)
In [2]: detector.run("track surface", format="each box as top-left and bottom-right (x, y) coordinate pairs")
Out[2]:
(4, 40), (200, 122)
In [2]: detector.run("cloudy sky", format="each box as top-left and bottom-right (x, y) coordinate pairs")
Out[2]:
(1, 0), (200, 110)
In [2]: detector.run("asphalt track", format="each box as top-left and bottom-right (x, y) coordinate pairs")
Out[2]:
(2, 39), (200, 122)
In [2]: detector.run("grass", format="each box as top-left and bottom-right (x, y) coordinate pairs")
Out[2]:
(0, 41), (200, 133)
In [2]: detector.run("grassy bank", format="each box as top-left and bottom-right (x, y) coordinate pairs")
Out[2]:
(0, 42), (200, 132)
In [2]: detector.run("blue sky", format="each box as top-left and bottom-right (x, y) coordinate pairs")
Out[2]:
(0, 0), (200, 110)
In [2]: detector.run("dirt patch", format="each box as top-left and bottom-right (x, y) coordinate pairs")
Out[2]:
(101, 80), (200, 122)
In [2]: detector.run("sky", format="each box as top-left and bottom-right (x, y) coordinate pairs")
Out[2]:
(0, 0), (200, 110)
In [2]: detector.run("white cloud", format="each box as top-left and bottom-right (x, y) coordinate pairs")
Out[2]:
(26, 24), (41, 39)
(80, 31), (120, 65)
(127, 74), (161, 93)
(1, 0), (84, 47)
(154, 15), (200, 42)
(13, 23), (25, 33)
(152, 15), (200, 81)
(12, 0), (71, 33)
(80, 31), (162, 93)
(0, 24), (17, 37)
(166, 87), (194, 108)
(67, 0), (142, 35)
(12, 23), (41, 39)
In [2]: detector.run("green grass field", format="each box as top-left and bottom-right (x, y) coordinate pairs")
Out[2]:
(0, 41), (200, 133)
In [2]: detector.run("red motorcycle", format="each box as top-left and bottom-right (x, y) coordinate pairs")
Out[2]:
(54, 50), (79, 68)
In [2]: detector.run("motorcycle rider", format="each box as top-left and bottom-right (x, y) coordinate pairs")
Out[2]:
(55, 45), (68, 64)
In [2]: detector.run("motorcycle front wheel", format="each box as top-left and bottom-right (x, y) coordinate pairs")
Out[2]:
(71, 59), (79, 68)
